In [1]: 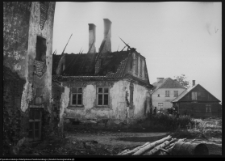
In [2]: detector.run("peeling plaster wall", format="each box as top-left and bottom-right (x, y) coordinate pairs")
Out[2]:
(3, 2), (55, 113)
(27, 2), (55, 112)
(133, 83), (149, 119)
(58, 86), (70, 128)
(3, 2), (56, 145)
(3, 2), (31, 80)
(63, 80), (149, 122)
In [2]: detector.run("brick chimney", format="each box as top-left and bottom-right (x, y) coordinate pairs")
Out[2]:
(99, 18), (111, 53)
(157, 77), (164, 82)
(88, 24), (96, 54)
(192, 80), (195, 87)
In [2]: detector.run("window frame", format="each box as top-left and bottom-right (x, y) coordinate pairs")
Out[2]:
(158, 103), (163, 108)
(206, 104), (212, 113)
(192, 91), (198, 101)
(70, 87), (83, 107)
(28, 108), (42, 141)
(97, 87), (109, 106)
(165, 90), (170, 97)
(174, 91), (178, 97)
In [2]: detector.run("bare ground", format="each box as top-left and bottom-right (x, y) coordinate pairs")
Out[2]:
(19, 124), (222, 156)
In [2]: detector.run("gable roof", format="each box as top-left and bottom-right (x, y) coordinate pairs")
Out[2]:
(151, 78), (186, 93)
(172, 84), (221, 102)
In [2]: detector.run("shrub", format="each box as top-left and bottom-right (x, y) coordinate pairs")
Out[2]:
(127, 114), (194, 132)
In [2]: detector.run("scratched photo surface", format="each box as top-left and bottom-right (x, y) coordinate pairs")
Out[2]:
(3, 2), (222, 157)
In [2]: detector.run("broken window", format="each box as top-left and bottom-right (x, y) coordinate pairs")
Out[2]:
(28, 108), (42, 141)
(192, 91), (198, 100)
(165, 90), (170, 97)
(71, 87), (83, 106)
(174, 91), (178, 97)
(97, 87), (109, 106)
(36, 36), (46, 61)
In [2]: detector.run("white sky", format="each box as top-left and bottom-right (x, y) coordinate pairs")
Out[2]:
(53, 2), (222, 102)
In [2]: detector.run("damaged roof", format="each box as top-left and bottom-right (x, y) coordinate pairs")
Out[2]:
(52, 51), (130, 77)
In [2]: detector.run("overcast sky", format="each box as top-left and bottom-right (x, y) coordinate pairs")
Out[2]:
(53, 2), (222, 102)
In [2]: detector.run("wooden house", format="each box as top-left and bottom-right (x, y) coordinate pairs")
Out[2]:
(171, 80), (222, 118)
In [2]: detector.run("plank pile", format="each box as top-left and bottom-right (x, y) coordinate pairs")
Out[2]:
(117, 135), (187, 155)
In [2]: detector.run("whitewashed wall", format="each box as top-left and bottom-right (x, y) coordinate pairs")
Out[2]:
(152, 88), (186, 110)
(61, 79), (149, 122)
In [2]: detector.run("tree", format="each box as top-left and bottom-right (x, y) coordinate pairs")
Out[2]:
(173, 74), (190, 88)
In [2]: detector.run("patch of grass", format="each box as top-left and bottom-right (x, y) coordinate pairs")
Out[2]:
(125, 114), (194, 132)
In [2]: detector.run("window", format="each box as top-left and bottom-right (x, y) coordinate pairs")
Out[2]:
(174, 91), (178, 97)
(36, 36), (46, 61)
(158, 103), (163, 108)
(71, 87), (83, 106)
(129, 83), (134, 108)
(206, 104), (211, 113)
(165, 90), (170, 97)
(140, 58), (142, 78)
(134, 55), (138, 75)
(192, 91), (197, 100)
(158, 94), (160, 97)
(97, 87), (109, 106)
(29, 108), (42, 141)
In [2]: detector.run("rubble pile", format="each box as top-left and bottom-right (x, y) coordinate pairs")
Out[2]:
(118, 135), (209, 155)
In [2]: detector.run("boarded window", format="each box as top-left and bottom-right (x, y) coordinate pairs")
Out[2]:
(174, 91), (178, 97)
(71, 87), (83, 106)
(165, 90), (170, 97)
(97, 87), (109, 106)
(36, 36), (46, 61)
(192, 92), (198, 100)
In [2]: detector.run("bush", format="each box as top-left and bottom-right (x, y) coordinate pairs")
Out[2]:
(126, 114), (194, 132)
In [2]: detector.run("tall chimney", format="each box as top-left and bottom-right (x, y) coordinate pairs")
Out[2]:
(99, 18), (111, 53)
(192, 80), (195, 87)
(88, 24), (96, 54)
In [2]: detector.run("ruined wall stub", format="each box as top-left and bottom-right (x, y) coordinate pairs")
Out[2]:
(3, 2), (56, 145)
(4, 2), (55, 112)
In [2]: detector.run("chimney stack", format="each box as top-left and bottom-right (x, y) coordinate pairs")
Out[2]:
(192, 80), (195, 87)
(99, 18), (111, 53)
(88, 24), (96, 54)
(157, 77), (164, 82)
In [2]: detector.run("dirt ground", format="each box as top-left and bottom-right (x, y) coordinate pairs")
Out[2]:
(19, 123), (222, 156)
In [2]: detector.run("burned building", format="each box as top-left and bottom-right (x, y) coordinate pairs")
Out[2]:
(3, 1), (56, 151)
(53, 19), (153, 124)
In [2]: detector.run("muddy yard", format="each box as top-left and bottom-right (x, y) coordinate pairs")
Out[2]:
(19, 121), (222, 156)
